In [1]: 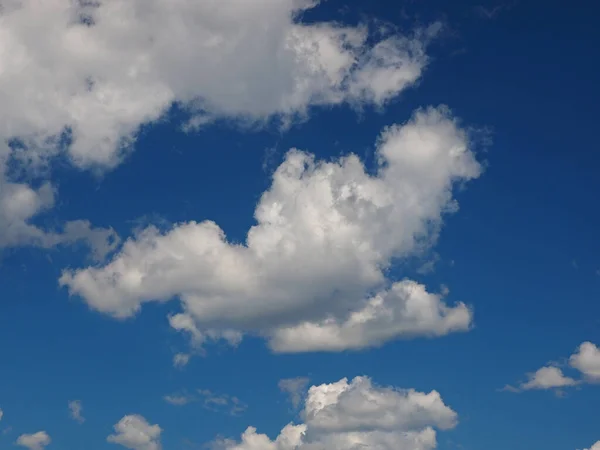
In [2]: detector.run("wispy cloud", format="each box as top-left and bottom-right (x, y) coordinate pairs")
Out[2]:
(474, 2), (517, 19)
(163, 393), (195, 406)
(68, 400), (85, 424)
(163, 389), (247, 416)
(198, 390), (247, 416)
(416, 253), (441, 275)
(278, 377), (310, 409)
(172, 353), (190, 369)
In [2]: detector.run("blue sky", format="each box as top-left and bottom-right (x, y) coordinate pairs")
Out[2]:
(0, 1), (599, 450)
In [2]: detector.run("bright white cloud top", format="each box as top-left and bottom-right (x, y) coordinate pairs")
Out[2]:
(0, 0), (434, 168)
(60, 106), (481, 353)
(569, 341), (600, 382)
(0, 0), (435, 255)
(214, 376), (457, 450)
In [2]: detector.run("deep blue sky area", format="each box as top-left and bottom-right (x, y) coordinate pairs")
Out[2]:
(1, 1), (599, 449)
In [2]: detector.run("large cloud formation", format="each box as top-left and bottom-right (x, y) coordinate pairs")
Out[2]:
(214, 376), (458, 450)
(60, 106), (481, 353)
(0, 0), (434, 169)
(0, 0), (434, 254)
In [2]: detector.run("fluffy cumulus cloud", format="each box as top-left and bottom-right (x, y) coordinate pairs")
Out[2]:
(583, 441), (600, 450)
(0, 0), (435, 256)
(269, 279), (472, 353)
(505, 366), (578, 392)
(16, 431), (51, 450)
(107, 415), (161, 450)
(569, 342), (600, 382)
(0, 0), (435, 169)
(507, 341), (600, 392)
(60, 106), (481, 353)
(214, 376), (458, 450)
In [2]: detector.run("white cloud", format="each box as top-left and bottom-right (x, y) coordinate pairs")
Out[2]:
(168, 313), (243, 349)
(198, 390), (247, 416)
(269, 279), (472, 352)
(583, 441), (600, 450)
(506, 341), (600, 393)
(0, 408), (3, 421)
(0, 0), (435, 170)
(518, 366), (578, 391)
(60, 106), (480, 353)
(0, 0), (436, 258)
(68, 399), (85, 424)
(279, 377), (310, 408)
(107, 415), (161, 450)
(569, 342), (600, 382)
(172, 353), (190, 369)
(164, 393), (194, 406)
(214, 376), (457, 450)
(0, 142), (119, 258)
(16, 431), (51, 450)
(164, 390), (247, 415)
